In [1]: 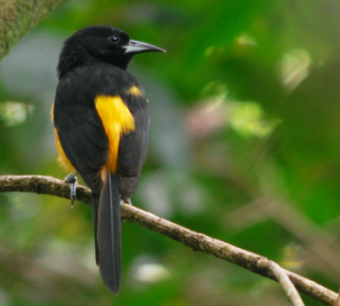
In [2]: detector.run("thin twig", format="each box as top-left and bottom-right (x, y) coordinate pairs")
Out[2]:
(0, 175), (338, 306)
(263, 259), (305, 306)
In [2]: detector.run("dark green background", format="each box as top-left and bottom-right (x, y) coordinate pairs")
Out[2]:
(1, 0), (340, 305)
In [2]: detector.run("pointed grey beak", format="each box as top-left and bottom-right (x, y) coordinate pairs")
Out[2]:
(123, 40), (166, 54)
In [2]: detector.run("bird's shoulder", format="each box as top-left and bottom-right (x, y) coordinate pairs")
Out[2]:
(54, 62), (148, 127)
(57, 63), (144, 99)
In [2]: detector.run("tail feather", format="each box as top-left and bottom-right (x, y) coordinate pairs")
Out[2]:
(91, 192), (100, 265)
(97, 172), (121, 295)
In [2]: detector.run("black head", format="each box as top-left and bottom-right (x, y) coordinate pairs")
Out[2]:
(57, 25), (165, 79)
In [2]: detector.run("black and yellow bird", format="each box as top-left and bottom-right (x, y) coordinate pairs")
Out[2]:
(51, 25), (165, 294)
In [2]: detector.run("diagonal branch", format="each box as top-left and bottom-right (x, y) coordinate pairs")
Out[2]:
(0, 175), (338, 306)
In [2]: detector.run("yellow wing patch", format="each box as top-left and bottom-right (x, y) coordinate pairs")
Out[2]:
(95, 95), (135, 173)
(126, 85), (142, 97)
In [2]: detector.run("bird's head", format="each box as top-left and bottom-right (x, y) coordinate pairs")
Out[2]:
(58, 25), (165, 79)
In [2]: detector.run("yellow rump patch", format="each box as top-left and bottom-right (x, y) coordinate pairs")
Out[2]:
(54, 128), (75, 173)
(95, 95), (135, 173)
(51, 103), (75, 173)
(50, 104), (53, 121)
(126, 85), (142, 97)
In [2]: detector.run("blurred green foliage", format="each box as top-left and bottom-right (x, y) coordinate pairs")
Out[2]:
(1, 0), (340, 305)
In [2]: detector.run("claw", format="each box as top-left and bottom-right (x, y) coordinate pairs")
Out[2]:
(65, 173), (78, 208)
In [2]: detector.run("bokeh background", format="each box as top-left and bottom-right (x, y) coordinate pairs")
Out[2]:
(1, 0), (340, 305)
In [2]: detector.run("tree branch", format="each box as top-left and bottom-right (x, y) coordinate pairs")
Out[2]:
(0, 0), (67, 60)
(0, 175), (337, 305)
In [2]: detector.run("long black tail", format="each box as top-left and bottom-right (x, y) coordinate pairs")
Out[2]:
(91, 192), (100, 265)
(97, 172), (121, 295)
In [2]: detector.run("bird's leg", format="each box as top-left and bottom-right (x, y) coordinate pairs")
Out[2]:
(65, 172), (78, 208)
(120, 198), (132, 223)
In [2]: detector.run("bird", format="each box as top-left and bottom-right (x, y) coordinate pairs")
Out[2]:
(51, 25), (165, 295)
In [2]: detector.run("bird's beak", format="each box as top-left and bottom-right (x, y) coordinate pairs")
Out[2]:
(123, 40), (166, 54)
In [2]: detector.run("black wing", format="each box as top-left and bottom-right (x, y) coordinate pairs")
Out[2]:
(54, 68), (110, 192)
(118, 90), (150, 199)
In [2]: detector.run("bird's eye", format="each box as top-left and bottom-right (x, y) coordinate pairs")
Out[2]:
(109, 35), (120, 44)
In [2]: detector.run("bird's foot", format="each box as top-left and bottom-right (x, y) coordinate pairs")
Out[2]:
(120, 198), (132, 223)
(65, 173), (78, 208)
(120, 198), (132, 206)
